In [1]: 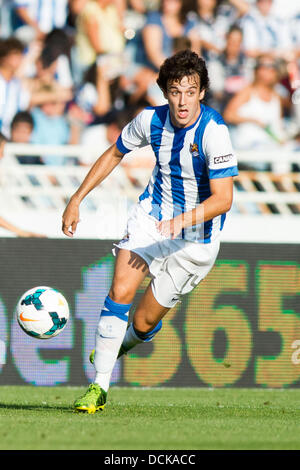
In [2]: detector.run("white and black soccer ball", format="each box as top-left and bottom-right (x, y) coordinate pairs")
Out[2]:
(16, 286), (69, 339)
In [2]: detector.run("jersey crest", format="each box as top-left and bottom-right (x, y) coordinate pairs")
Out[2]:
(190, 143), (200, 157)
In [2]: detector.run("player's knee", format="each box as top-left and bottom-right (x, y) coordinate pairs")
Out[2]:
(133, 318), (163, 342)
(133, 316), (156, 334)
(109, 283), (135, 305)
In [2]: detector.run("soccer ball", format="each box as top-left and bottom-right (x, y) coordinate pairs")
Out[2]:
(16, 286), (69, 339)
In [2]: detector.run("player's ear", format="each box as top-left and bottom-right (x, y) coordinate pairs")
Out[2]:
(159, 86), (168, 100)
(199, 88), (206, 101)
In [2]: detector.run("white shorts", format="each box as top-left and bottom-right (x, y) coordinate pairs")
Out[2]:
(113, 204), (220, 308)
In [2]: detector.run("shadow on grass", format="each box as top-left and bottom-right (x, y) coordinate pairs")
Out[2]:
(0, 403), (73, 412)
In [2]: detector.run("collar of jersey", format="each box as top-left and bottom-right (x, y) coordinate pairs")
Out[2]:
(168, 104), (203, 133)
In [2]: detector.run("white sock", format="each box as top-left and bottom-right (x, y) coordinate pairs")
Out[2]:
(120, 323), (143, 354)
(119, 320), (163, 356)
(94, 296), (131, 392)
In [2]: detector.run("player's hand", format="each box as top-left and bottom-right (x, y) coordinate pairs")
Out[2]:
(62, 198), (80, 238)
(156, 216), (183, 240)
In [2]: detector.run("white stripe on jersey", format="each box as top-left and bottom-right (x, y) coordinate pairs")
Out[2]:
(14, 0), (68, 33)
(156, 113), (175, 220)
(0, 74), (30, 137)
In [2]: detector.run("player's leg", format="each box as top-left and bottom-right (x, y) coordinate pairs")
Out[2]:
(118, 239), (221, 357)
(118, 282), (170, 356)
(93, 249), (149, 388)
(74, 249), (149, 413)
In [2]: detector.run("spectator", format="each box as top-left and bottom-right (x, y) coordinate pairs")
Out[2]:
(128, 0), (160, 14)
(0, 131), (6, 156)
(74, 61), (115, 122)
(30, 86), (80, 164)
(10, 110), (44, 164)
(0, 0), (13, 38)
(42, 28), (74, 89)
(0, 131), (46, 236)
(0, 37), (31, 138)
(240, 0), (293, 61)
(10, 110), (34, 143)
(223, 54), (286, 168)
(290, 12), (300, 61)
(122, 0), (199, 106)
(22, 45), (73, 108)
(67, 0), (89, 32)
(289, 12), (300, 132)
(140, 0), (199, 72)
(17, 28), (73, 94)
(79, 109), (132, 164)
(80, 106), (155, 185)
(73, 0), (125, 85)
(189, 0), (249, 60)
(207, 24), (249, 112)
(12, 0), (68, 42)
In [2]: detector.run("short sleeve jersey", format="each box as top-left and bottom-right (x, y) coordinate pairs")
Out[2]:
(13, 0), (68, 33)
(116, 104), (238, 243)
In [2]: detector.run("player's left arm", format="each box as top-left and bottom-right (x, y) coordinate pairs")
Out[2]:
(157, 119), (238, 239)
(156, 177), (234, 239)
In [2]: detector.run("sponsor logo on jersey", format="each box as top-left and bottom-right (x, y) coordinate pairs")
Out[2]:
(214, 154), (233, 164)
(190, 143), (199, 157)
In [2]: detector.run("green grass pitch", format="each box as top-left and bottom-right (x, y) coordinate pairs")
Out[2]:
(0, 386), (299, 450)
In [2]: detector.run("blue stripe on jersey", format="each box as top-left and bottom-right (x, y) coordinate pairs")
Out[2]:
(220, 213), (226, 231)
(116, 134), (130, 154)
(148, 106), (169, 221)
(169, 129), (186, 216)
(209, 166), (239, 179)
(139, 183), (150, 201)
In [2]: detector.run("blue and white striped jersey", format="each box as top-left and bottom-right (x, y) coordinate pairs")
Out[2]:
(116, 103), (238, 243)
(13, 0), (68, 33)
(0, 73), (30, 137)
(241, 7), (292, 53)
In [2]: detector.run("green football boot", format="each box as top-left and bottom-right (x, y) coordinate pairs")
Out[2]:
(74, 383), (107, 414)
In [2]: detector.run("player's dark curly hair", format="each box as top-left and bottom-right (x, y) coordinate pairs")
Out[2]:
(157, 49), (209, 94)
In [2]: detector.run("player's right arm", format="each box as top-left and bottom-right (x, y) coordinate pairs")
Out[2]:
(62, 143), (124, 237)
(62, 109), (150, 237)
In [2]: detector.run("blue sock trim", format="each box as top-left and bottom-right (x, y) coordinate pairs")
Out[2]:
(101, 311), (129, 322)
(104, 296), (132, 314)
(101, 296), (132, 322)
(133, 320), (162, 342)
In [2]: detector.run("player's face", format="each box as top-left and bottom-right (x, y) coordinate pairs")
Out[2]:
(165, 74), (204, 128)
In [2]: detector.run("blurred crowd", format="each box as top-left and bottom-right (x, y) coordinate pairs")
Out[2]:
(0, 0), (300, 168)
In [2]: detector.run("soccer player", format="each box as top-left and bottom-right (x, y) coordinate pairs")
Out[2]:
(62, 49), (238, 413)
